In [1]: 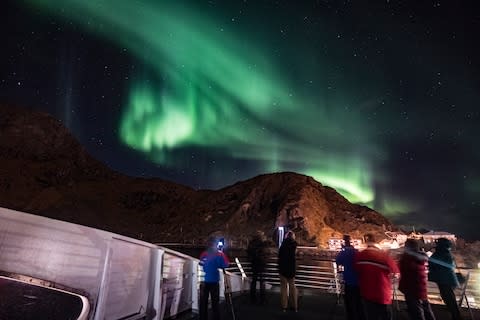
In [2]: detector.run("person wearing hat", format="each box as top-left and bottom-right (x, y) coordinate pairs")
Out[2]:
(199, 237), (230, 320)
(399, 238), (436, 320)
(336, 235), (365, 320)
(428, 238), (463, 320)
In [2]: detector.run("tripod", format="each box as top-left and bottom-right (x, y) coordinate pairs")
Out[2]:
(222, 269), (237, 320)
(458, 271), (474, 320)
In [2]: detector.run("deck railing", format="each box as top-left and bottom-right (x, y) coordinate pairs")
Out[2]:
(1, 207), (478, 320)
(226, 256), (480, 310)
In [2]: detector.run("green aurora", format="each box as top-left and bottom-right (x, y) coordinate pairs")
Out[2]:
(24, 0), (412, 212)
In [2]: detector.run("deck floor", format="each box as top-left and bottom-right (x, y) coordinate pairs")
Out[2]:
(181, 291), (479, 320)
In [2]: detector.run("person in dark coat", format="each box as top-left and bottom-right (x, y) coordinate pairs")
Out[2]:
(336, 235), (365, 320)
(399, 239), (436, 320)
(428, 238), (463, 320)
(278, 230), (298, 312)
(247, 230), (268, 304)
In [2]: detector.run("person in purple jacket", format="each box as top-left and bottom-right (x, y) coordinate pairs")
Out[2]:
(199, 237), (230, 320)
(336, 234), (365, 320)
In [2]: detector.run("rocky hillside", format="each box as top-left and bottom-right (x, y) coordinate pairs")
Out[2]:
(0, 104), (396, 247)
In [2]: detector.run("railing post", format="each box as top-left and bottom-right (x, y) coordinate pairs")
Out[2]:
(332, 261), (341, 304)
(93, 241), (112, 320)
(191, 260), (199, 312)
(148, 248), (164, 320)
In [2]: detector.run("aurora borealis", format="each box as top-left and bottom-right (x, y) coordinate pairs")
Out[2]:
(1, 1), (479, 239)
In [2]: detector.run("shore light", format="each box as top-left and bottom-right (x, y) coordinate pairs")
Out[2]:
(278, 227), (285, 248)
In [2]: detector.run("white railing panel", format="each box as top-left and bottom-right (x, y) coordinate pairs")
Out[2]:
(0, 208), (106, 306)
(161, 250), (198, 318)
(0, 207), (165, 320)
(103, 238), (153, 320)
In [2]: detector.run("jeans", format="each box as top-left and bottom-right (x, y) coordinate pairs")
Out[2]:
(363, 299), (392, 320)
(250, 271), (266, 303)
(437, 284), (463, 320)
(344, 284), (365, 320)
(200, 282), (220, 320)
(405, 298), (436, 320)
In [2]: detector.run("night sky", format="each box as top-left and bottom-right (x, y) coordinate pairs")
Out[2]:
(1, 1), (479, 239)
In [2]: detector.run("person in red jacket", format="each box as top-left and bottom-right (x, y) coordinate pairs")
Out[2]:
(399, 239), (436, 320)
(354, 234), (399, 320)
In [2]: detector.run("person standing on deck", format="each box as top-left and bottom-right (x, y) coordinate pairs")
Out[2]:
(199, 237), (230, 320)
(247, 230), (269, 304)
(336, 234), (365, 320)
(428, 238), (463, 320)
(399, 238), (436, 320)
(355, 233), (399, 320)
(278, 230), (298, 313)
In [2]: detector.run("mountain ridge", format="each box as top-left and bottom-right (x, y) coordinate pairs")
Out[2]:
(0, 104), (396, 247)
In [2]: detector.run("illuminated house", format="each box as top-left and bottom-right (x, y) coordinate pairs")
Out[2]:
(328, 238), (363, 251)
(422, 231), (456, 244)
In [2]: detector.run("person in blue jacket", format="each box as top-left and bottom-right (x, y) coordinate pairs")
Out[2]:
(199, 237), (230, 320)
(428, 238), (463, 320)
(336, 234), (365, 320)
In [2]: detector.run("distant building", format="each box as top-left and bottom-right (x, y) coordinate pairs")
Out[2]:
(422, 231), (456, 244)
(379, 238), (400, 250)
(328, 238), (363, 251)
(384, 231), (407, 246)
(407, 232), (423, 240)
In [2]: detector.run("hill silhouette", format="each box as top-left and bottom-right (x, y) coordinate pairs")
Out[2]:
(0, 104), (396, 247)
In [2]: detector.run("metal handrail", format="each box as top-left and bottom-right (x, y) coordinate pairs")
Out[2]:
(228, 257), (479, 309)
